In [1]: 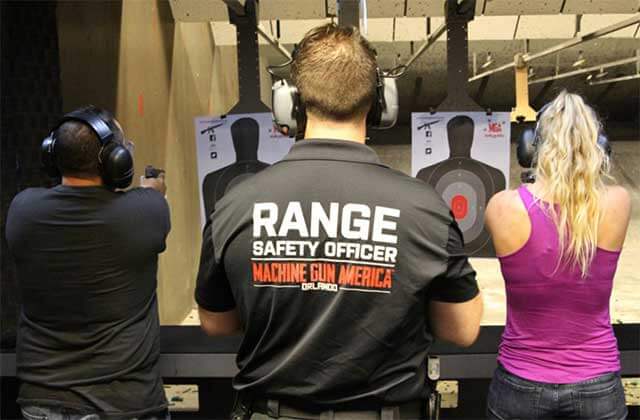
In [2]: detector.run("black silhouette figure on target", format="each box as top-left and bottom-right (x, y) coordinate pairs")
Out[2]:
(416, 115), (506, 256)
(202, 117), (270, 218)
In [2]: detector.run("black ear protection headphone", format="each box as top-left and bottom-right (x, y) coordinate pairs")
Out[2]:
(517, 102), (611, 169)
(271, 45), (398, 139)
(41, 106), (134, 189)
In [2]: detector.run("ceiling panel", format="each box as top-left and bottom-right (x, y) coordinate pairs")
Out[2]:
(394, 17), (429, 41)
(261, 38), (639, 120)
(484, 0), (563, 16)
(328, 1), (405, 18)
(364, 18), (395, 41)
(329, 0), (447, 18)
(563, 0), (640, 14)
(406, 0), (485, 17)
(212, 19), (334, 46)
(580, 14), (640, 38)
(431, 16), (446, 32)
(372, 42), (413, 70)
(406, 0), (442, 16)
(365, 0), (405, 18)
(259, 0), (325, 19)
(516, 15), (576, 39)
(469, 16), (518, 40)
(169, 0), (229, 21)
(278, 18), (332, 43)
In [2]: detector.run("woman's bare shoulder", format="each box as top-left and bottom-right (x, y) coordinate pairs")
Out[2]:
(599, 185), (632, 250)
(487, 189), (525, 218)
(486, 188), (528, 230)
(604, 185), (631, 208)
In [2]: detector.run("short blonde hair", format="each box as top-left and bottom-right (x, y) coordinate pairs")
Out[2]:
(291, 24), (378, 121)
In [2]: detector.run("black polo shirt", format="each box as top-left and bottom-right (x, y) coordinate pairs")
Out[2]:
(196, 139), (478, 407)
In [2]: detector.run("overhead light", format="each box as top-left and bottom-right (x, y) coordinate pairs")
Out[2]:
(586, 73), (594, 81)
(482, 52), (494, 69)
(573, 50), (586, 67)
(595, 68), (608, 79)
(528, 66), (535, 78)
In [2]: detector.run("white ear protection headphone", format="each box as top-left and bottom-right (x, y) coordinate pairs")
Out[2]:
(271, 50), (399, 139)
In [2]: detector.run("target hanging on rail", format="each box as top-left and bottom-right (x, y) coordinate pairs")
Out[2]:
(412, 113), (509, 257)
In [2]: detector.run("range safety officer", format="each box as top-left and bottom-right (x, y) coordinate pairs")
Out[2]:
(195, 24), (483, 420)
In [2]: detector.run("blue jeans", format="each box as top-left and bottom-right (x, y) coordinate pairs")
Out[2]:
(21, 406), (170, 420)
(487, 365), (628, 419)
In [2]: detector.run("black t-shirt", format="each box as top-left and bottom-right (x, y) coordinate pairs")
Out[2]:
(5, 185), (170, 417)
(196, 139), (479, 407)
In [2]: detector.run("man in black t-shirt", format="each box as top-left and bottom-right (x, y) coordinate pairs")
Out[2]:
(196, 24), (483, 419)
(5, 108), (170, 419)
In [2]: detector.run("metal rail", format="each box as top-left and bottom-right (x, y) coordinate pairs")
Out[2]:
(529, 56), (640, 85)
(469, 14), (640, 82)
(589, 73), (640, 86)
(256, 23), (292, 61)
(386, 22), (447, 78)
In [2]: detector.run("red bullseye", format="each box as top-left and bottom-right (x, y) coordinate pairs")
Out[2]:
(451, 195), (468, 220)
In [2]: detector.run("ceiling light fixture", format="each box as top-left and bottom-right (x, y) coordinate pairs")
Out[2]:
(595, 68), (608, 79)
(573, 50), (586, 67)
(482, 52), (494, 69)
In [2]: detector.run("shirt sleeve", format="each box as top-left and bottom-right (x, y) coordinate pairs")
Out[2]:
(194, 219), (236, 312)
(125, 187), (171, 252)
(428, 217), (480, 303)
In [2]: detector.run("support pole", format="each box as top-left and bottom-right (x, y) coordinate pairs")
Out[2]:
(511, 55), (536, 122)
(337, 0), (360, 28)
(438, 0), (482, 112)
(228, 0), (270, 113)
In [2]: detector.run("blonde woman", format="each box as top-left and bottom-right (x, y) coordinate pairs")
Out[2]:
(485, 91), (631, 419)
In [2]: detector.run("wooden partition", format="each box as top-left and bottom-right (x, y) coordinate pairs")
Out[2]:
(57, 0), (269, 324)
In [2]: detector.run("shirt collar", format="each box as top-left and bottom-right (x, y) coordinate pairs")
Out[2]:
(280, 138), (387, 167)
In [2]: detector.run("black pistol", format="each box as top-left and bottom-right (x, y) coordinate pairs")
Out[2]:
(144, 165), (165, 179)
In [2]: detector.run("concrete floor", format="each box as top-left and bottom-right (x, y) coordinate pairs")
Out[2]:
(178, 141), (640, 326)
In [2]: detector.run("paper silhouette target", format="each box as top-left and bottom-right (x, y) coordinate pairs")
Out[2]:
(195, 113), (294, 226)
(412, 113), (510, 257)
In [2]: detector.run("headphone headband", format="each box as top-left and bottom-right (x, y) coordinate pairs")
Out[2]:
(61, 107), (115, 146)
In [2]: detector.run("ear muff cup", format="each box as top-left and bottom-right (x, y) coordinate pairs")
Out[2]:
(41, 134), (60, 178)
(271, 68), (398, 138)
(99, 141), (134, 189)
(517, 126), (537, 168)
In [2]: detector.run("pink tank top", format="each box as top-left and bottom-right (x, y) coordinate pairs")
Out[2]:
(497, 185), (621, 383)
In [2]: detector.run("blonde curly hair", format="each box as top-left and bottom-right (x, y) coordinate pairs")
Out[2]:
(534, 90), (611, 277)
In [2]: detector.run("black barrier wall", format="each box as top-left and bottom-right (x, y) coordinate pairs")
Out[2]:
(0, 1), (63, 348)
